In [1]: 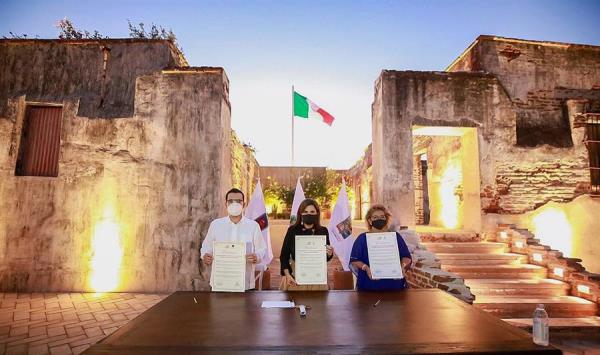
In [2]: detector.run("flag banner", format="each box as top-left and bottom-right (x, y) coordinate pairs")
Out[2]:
(327, 180), (354, 271)
(245, 181), (273, 266)
(293, 91), (335, 126)
(290, 177), (306, 225)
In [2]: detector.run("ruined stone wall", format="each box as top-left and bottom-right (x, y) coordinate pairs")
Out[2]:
(372, 71), (512, 227)
(0, 39), (185, 118)
(449, 37), (599, 214)
(230, 131), (260, 200)
(346, 144), (372, 220)
(0, 42), (231, 292)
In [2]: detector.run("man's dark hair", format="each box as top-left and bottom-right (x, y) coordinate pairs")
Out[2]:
(225, 188), (245, 202)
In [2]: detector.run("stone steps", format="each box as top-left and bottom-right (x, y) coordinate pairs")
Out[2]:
(474, 295), (598, 318)
(422, 242), (509, 254)
(503, 317), (600, 339)
(435, 253), (528, 265)
(466, 278), (570, 296)
(417, 228), (480, 243)
(441, 264), (548, 279)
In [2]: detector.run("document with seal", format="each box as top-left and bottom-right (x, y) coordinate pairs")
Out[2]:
(366, 232), (403, 279)
(295, 235), (327, 285)
(211, 241), (246, 292)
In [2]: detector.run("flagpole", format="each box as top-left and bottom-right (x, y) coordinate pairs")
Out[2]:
(291, 85), (295, 168)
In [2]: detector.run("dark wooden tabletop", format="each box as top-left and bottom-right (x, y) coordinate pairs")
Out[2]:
(83, 289), (561, 354)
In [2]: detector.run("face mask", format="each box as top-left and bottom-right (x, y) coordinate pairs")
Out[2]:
(371, 219), (387, 230)
(227, 202), (243, 217)
(302, 214), (318, 226)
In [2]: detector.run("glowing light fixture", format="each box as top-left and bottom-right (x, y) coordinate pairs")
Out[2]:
(499, 231), (508, 240)
(514, 241), (525, 249)
(553, 267), (564, 277)
(530, 208), (572, 257)
(90, 206), (123, 292)
(439, 163), (461, 229)
(532, 253), (543, 262)
(577, 284), (591, 294)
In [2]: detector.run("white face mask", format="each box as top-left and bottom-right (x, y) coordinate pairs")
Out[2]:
(227, 202), (243, 217)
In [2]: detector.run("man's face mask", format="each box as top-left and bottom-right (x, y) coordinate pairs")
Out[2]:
(227, 202), (243, 216)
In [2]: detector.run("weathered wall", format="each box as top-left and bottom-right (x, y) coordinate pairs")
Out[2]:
(372, 70), (513, 228)
(230, 131), (260, 200)
(346, 144), (372, 220)
(448, 35), (600, 147)
(0, 39), (185, 118)
(0, 41), (231, 292)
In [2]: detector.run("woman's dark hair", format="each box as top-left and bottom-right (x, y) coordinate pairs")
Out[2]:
(293, 198), (321, 229)
(225, 188), (244, 202)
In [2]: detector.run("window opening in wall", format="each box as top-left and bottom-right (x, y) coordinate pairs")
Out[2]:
(584, 114), (600, 196)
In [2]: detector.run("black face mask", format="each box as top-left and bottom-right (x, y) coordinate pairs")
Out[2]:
(302, 214), (318, 226)
(371, 219), (387, 230)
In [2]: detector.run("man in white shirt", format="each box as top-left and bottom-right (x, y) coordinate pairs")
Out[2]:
(201, 188), (266, 290)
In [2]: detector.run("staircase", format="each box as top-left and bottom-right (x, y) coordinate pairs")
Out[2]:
(421, 230), (599, 334)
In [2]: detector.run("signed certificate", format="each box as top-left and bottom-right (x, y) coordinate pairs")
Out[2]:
(366, 232), (403, 279)
(295, 235), (327, 285)
(211, 241), (246, 292)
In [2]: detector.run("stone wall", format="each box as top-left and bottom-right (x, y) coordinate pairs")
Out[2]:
(0, 39), (185, 118)
(372, 70), (512, 227)
(371, 37), (600, 227)
(0, 40), (231, 292)
(448, 35), (600, 148)
(448, 36), (600, 215)
(346, 144), (372, 220)
(230, 131), (260, 200)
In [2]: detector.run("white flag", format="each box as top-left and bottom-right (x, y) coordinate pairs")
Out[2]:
(245, 181), (273, 266)
(290, 177), (306, 225)
(328, 179), (354, 271)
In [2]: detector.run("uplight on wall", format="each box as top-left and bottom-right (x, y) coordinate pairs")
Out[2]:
(553, 267), (564, 277)
(577, 284), (591, 294)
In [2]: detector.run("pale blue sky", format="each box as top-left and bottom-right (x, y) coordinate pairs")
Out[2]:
(2, 0), (599, 168)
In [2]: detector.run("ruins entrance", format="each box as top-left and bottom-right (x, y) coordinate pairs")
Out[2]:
(412, 126), (481, 232)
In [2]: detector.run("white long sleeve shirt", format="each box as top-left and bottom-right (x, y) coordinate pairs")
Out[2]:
(200, 216), (266, 290)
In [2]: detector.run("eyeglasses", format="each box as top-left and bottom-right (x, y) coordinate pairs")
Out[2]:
(227, 199), (243, 204)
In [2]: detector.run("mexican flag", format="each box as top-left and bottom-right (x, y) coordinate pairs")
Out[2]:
(293, 91), (335, 126)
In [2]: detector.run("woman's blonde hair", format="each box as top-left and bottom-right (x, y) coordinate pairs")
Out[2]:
(364, 204), (392, 230)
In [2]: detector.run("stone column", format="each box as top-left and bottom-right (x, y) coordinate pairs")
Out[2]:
(372, 72), (415, 227)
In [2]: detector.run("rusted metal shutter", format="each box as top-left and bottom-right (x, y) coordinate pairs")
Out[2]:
(15, 106), (62, 177)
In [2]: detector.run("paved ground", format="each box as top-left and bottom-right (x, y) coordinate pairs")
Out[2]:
(0, 292), (166, 354)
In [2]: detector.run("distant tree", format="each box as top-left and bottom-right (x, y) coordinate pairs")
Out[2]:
(55, 18), (106, 39)
(127, 20), (183, 53)
(4, 18), (182, 53)
(2, 32), (37, 39)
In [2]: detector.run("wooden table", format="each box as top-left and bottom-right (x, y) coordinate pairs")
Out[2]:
(84, 289), (560, 354)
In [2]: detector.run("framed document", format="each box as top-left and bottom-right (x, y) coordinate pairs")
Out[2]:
(295, 235), (327, 285)
(211, 241), (246, 292)
(366, 232), (403, 279)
